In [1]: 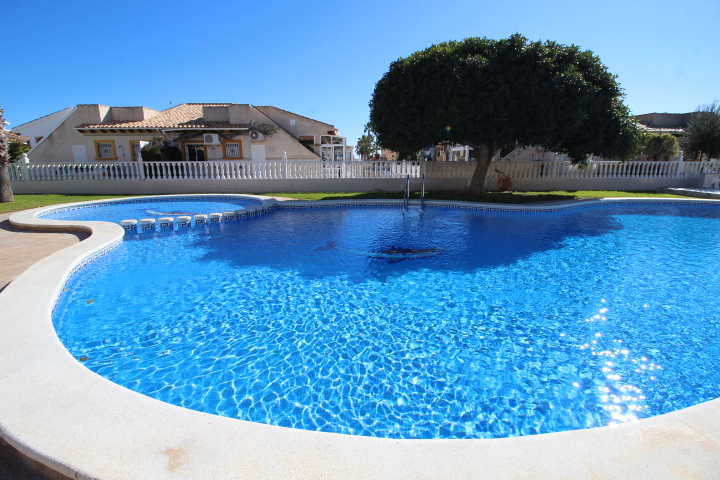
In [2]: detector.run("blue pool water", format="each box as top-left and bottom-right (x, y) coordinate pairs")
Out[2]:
(52, 202), (720, 439)
(41, 196), (261, 225)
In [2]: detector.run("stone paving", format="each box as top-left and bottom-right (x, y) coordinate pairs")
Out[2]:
(659, 187), (720, 199)
(0, 212), (88, 293)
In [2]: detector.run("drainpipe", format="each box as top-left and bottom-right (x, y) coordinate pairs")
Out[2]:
(159, 130), (175, 142)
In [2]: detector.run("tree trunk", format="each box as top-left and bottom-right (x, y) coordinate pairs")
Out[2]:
(466, 142), (499, 196)
(0, 164), (15, 203)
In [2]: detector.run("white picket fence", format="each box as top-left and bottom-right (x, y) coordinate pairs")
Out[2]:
(7, 159), (719, 182)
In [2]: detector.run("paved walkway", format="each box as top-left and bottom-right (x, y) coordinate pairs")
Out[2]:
(0, 212), (88, 293)
(659, 187), (720, 199)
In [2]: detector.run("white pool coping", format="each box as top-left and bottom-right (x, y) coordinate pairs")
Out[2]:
(1, 194), (720, 479)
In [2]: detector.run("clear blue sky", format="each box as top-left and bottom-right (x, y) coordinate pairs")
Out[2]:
(2, 0), (718, 148)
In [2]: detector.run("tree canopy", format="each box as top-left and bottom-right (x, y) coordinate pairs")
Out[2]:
(369, 34), (642, 193)
(682, 100), (720, 161)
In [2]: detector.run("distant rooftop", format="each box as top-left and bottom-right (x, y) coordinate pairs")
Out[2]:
(76, 103), (250, 130)
(6, 131), (30, 143)
(635, 112), (694, 135)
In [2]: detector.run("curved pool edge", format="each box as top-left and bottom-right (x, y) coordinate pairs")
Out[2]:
(1, 195), (720, 479)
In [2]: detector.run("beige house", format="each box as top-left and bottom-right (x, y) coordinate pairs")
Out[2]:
(14, 103), (349, 164)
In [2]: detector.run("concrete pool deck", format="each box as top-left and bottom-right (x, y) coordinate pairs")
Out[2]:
(1, 195), (720, 479)
(0, 212), (89, 294)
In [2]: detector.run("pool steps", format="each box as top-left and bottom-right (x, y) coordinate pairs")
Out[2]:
(139, 218), (156, 231)
(120, 203), (274, 234)
(120, 219), (137, 231)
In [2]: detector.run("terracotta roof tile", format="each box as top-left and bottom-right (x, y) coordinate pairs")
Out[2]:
(76, 104), (249, 130)
(6, 132), (30, 143)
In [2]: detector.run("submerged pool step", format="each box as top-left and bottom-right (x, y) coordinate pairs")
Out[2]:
(120, 204), (272, 234)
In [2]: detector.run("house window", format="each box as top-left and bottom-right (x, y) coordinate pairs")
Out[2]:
(321, 135), (345, 145)
(34, 136), (44, 145)
(222, 140), (243, 159)
(183, 142), (207, 162)
(94, 140), (117, 160)
(129, 140), (143, 162)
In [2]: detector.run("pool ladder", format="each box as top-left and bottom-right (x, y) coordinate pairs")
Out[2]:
(403, 174), (426, 211)
(403, 175), (410, 208)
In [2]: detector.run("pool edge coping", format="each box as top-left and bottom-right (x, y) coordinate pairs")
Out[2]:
(1, 195), (720, 479)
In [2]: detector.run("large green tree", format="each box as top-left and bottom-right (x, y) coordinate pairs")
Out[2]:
(0, 106), (14, 203)
(370, 34), (642, 194)
(682, 100), (720, 161)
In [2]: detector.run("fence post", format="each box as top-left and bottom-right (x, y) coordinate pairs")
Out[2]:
(676, 151), (684, 177)
(282, 152), (288, 179)
(20, 154), (29, 180)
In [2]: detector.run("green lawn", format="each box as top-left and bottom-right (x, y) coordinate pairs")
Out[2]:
(0, 194), (143, 215)
(0, 191), (687, 215)
(264, 190), (687, 203)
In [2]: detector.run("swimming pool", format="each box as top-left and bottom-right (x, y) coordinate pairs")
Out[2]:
(49, 199), (720, 440)
(40, 196), (261, 225)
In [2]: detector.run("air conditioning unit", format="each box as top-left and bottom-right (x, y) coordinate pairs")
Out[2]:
(249, 130), (265, 142)
(203, 133), (220, 145)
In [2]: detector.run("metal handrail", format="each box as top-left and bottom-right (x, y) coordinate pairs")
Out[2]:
(403, 175), (410, 208)
(420, 173), (425, 210)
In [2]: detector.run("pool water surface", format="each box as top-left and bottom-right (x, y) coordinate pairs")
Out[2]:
(41, 196), (261, 225)
(51, 203), (720, 439)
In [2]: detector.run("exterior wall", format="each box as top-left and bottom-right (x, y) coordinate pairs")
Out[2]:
(90, 133), (161, 161)
(255, 106), (339, 158)
(255, 106), (337, 138)
(259, 129), (323, 161)
(26, 105), (115, 163)
(108, 107), (160, 123)
(9, 177), (469, 195)
(195, 105), (322, 161)
(21, 103), (340, 164)
(172, 131), (314, 162)
(11, 106), (76, 150)
(178, 135), (249, 161)
(507, 177), (699, 191)
(636, 112), (693, 128)
(382, 149), (399, 161)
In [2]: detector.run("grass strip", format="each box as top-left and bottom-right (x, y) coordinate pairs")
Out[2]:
(263, 190), (687, 203)
(0, 194), (143, 215)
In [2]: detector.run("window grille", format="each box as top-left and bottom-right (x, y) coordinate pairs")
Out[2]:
(96, 142), (115, 159)
(225, 142), (241, 158)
